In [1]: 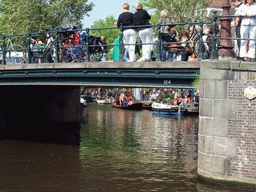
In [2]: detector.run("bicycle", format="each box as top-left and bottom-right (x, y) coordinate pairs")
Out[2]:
(5, 38), (27, 64)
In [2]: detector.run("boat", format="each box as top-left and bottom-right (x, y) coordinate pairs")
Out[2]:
(112, 102), (143, 110)
(142, 103), (152, 110)
(96, 98), (113, 104)
(151, 102), (185, 115)
(80, 96), (87, 106)
(80, 95), (95, 102)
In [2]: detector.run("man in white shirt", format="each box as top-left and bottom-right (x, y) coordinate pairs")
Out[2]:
(235, 0), (256, 61)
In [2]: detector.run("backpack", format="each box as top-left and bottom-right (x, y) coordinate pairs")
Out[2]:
(31, 41), (40, 52)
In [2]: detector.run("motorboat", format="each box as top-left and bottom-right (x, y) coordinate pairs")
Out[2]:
(80, 95), (95, 102)
(80, 96), (87, 106)
(152, 102), (185, 115)
(96, 98), (113, 104)
(142, 103), (152, 110)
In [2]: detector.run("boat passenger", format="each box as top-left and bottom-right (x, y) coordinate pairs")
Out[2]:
(119, 91), (126, 107)
(122, 96), (128, 107)
(127, 95), (134, 105)
(184, 95), (188, 103)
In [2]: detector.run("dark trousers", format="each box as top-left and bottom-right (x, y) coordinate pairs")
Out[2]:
(46, 50), (53, 63)
(236, 25), (241, 56)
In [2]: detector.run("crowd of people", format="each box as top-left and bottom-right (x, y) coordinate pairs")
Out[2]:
(28, 27), (108, 63)
(81, 87), (199, 107)
(13, 0), (256, 64)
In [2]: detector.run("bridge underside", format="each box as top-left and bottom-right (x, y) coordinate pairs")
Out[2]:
(0, 62), (200, 88)
(0, 85), (81, 144)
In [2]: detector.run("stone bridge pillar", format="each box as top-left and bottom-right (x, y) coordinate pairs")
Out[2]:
(198, 61), (256, 186)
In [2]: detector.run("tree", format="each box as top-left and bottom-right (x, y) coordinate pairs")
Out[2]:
(141, 0), (211, 36)
(0, 0), (94, 35)
(89, 16), (120, 58)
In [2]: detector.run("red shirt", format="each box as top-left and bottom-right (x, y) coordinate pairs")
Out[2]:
(74, 33), (80, 46)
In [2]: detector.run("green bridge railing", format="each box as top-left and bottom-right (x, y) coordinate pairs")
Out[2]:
(0, 10), (245, 65)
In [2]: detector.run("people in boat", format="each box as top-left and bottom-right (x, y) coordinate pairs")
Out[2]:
(114, 95), (120, 106)
(122, 96), (128, 107)
(184, 95), (188, 103)
(127, 95), (134, 105)
(119, 91), (126, 107)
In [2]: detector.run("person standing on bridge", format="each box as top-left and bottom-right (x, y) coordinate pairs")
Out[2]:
(117, 3), (137, 62)
(134, 2), (153, 62)
(235, 0), (256, 61)
(45, 33), (55, 63)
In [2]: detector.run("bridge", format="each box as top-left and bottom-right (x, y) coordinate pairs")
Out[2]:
(0, 62), (199, 87)
(0, 58), (256, 188)
(1, 3), (256, 188)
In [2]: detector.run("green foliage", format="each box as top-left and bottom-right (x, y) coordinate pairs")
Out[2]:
(90, 16), (119, 58)
(192, 73), (200, 90)
(141, 0), (211, 36)
(0, 0), (94, 35)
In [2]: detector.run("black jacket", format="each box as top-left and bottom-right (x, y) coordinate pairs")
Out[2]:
(133, 9), (151, 31)
(117, 12), (134, 30)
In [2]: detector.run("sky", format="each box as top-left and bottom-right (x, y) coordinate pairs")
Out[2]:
(82, 0), (152, 28)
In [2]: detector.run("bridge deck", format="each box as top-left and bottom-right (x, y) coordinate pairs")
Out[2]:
(0, 61), (201, 88)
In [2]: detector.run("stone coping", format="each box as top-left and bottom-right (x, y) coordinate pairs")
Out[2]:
(0, 60), (255, 71)
(0, 61), (200, 70)
(200, 60), (256, 71)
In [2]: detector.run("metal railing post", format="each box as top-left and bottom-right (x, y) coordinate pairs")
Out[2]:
(198, 21), (204, 60)
(27, 32), (31, 64)
(55, 27), (59, 63)
(119, 25), (124, 62)
(156, 23), (161, 61)
(210, 10), (218, 59)
(2, 34), (6, 65)
(85, 28), (90, 62)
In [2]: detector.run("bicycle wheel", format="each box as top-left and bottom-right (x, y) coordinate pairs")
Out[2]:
(50, 48), (56, 62)
(189, 28), (200, 56)
(7, 44), (26, 64)
(90, 51), (103, 62)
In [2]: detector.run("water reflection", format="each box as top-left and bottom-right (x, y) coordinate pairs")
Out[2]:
(79, 104), (251, 192)
(0, 104), (254, 192)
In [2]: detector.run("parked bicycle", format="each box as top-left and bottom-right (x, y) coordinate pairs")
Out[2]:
(5, 38), (27, 64)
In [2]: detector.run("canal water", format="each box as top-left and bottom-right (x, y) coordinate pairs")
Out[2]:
(0, 103), (254, 192)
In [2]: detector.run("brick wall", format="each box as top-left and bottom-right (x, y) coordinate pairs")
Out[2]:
(227, 72), (256, 179)
(198, 62), (256, 186)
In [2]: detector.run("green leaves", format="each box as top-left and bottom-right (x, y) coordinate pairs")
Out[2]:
(90, 16), (119, 58)
(141, 0), (210, 36)
(0, 0), (94, 35)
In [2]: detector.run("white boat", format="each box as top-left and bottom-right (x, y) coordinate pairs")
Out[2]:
(152, 102), (185, 115)
(80, 96), (87, 106)
(96, 98), (113, 104)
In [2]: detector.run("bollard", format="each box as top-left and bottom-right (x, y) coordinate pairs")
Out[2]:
(218, 0), (234, 59)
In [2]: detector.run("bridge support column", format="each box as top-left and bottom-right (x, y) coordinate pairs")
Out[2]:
(198, 61), (256, 187)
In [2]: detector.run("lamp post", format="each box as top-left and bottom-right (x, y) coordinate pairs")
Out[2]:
(218, 0), (235, 59)
(70, 16), (78, 27)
